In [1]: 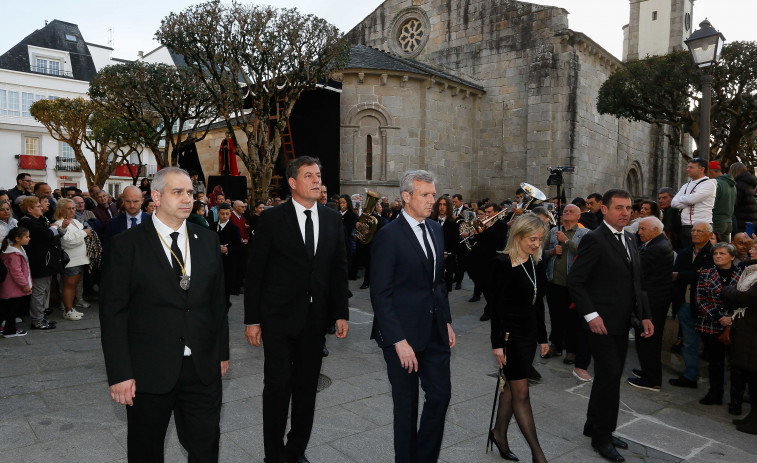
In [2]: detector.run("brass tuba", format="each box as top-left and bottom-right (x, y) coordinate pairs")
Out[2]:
(355, 190), (381, 245)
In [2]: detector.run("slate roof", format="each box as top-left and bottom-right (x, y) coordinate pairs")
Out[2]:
(0, 20), (97, 81)
(345, 45), (484, 92)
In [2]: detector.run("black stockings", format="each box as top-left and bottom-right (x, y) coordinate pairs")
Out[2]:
(492, 379), (547, 463)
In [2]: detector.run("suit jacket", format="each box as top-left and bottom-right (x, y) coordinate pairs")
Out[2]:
(93, 203), (119, 233)
(370, 213), (452, 350)
(216, 221), (242, 290)
(639, 233), (674, 311)
(567, 223), (650, 335)
(673, 242), (713, 312)
(99, 220), (229, 394)
(438, 217), (459, 254)
(244, 201), (349, 333)
(103, 212), (152, 248)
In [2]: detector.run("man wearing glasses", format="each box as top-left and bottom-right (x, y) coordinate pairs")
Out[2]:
(671, 158), (716, 250)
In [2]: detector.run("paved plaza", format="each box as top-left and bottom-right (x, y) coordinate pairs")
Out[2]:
(1, 278), (756, 462)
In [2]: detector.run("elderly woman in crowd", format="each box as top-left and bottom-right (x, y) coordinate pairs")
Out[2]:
(721, 243), (757, 435)
(53, 199), (91, 321)
(0, 199), (18, 242)
(188, 200), (210, 228)
(626, 200), (661, 234)
(142, 198), (155, 215)
(18, 196), (60, 330)
(695, 242), (741, 406)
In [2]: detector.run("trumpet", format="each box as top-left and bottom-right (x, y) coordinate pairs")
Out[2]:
(459, 208), (510, 251)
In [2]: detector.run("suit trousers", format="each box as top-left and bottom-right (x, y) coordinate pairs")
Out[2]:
(545, 283), (577, 353)
(262, 316), (325, 463)
(700, 332), (727, 398)
(677, 302), (700, 382)
(126, 356), (222, 463)
(586, 330), (629, 445)
(634, 303), (669, 386)
(383, 319), (451, 463)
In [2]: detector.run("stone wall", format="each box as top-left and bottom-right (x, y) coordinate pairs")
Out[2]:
(345, 0), (683, 202)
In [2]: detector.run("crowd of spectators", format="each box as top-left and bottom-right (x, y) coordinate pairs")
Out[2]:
(3, 157), (757, 437)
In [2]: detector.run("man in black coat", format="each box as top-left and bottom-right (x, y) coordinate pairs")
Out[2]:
(245, 157), (349, 463)
(100, 167), (229, 462)
(628, 217), (674, 391)
(468, 203), (507, 319)
(568, 189), (653, 462)
(215, 202), (241, 308)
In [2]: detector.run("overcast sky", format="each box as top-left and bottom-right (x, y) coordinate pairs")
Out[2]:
(1, 1), (754, 62)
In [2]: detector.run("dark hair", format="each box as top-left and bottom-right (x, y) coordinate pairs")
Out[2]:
(587, 193), (603, 203)
(338, 194), (352, 211)
(192, 200), (205, 214)
(452, 193), (463, 201)
(16, 173), (30, 183)
(286, 156), (322, 183)
(602, 189), (632, 207)
(33, 182), (49, 194)
(641, 200), (660, 218)
(254, 200), (264, 208)
(657, 187), (675, 197)
(689, 157), (708, 170)
(140, 178), (150, 187)
(0, 189), (8, 198)
(141, 198), (154, 212)
(571, 197), (587, 208)
(217, 202), (232, 211)
(484, 203), (501, 212)
(1, 226), (29, 252)
(432, 196), (454, 222)
(515, 188), (525, 195)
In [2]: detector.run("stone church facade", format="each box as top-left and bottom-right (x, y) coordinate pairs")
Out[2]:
(338, 0), (690, 201)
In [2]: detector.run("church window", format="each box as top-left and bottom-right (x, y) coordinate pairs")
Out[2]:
(366, 135), (373, 180)
(398, 18), (425, 53)
(652, 11), (658, 21)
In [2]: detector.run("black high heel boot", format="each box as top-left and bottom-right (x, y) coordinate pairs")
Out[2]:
(488, 430), (519, 461)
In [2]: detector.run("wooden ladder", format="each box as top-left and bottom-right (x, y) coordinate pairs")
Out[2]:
(276, 97), (296, 165)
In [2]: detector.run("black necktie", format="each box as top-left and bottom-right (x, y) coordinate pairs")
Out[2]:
(614, 232), (630, 259)
(304, 210), (315, 258)
(130, 217), (137, 229)
(419, 223), (434, 265)
(169, 232), (183, 280)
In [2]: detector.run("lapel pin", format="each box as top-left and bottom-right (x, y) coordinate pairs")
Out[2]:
(194, 234), (198, 239)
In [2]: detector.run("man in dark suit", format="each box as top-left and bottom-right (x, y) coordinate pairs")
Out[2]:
(627, 216), (673, 391)
(92, 189), (119, 237)
(370, 170), (456, 463)
(245, 156), (349, 463)
(103, 185), (152, 248)
(215, 202), (241, 308)
(568, 189), (653, 462)
(100, 167), (229, 462)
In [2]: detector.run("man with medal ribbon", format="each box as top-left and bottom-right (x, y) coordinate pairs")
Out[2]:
(100, 167), (229, 462)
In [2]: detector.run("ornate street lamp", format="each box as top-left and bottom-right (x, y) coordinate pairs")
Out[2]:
(684, 19), (725, 172)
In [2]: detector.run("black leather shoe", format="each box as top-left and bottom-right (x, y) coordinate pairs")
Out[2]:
(563, 353), (576, 365)
(322, 347), (329, 357)
(668, 376), (697, 388)
(699, 393), (723, 405)
(287, 455), (311, 463)
(359, 283), (369, 289)
(454, 283), (462, 290)
(479, 312), (490, 321)
(611, 436), (628, 449)
(631, 368), (643, 379)
(487, 431), (519, 461)
(733, 412), (754, 426)
(729, 403), (743, 416)
(592, 441), (625, 462)
(469, 295), (481, 302)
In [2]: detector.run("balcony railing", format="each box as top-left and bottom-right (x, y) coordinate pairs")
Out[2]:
(55, 156), (81, 172)
(29, 66), (74, 78)
(15, 154), (47, 170)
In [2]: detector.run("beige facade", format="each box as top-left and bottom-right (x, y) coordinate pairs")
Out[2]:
(340, 0), (685, 202)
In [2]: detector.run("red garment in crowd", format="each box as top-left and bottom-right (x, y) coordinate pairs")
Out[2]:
(219, 137), (240, 176)
(230, 211), (248, 241)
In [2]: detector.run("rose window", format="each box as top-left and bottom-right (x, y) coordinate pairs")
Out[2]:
(398, 19), (425, 53)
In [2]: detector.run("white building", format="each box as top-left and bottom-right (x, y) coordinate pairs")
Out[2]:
(0, 20), (156, 197)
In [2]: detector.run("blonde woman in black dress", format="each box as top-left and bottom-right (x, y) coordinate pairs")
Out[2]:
(487, 214), (549, 463)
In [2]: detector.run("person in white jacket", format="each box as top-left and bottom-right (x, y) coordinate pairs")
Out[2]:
(54, 199), (91, 321)
(672, 158), (716, 249)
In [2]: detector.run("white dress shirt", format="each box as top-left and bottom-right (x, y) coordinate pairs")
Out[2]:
(402, 209), (436, 280)
(217, 220), (228, 231)
(292, 199), (319, 255)
(152, 214), (192, 356)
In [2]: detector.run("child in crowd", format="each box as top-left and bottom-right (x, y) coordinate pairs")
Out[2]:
(1, 227), (32, 337)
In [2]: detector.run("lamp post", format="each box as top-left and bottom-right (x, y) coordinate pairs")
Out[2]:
(684, 19), (725, 173)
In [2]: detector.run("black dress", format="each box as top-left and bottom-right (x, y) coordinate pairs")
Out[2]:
(488, 253), (548, 380)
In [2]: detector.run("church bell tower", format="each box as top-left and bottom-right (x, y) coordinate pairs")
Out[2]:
(623, 0), (695, 62)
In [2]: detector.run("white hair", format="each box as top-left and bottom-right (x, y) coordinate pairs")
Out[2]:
(640, 216), (664, 233)
(693, 221), (713, 233)
(399, 170), (435, 205)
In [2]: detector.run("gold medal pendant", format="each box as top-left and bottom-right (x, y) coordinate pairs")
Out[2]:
(180, 275), (191, 291)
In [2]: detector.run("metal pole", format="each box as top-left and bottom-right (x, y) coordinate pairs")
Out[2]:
(699, 73), (713, 174)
